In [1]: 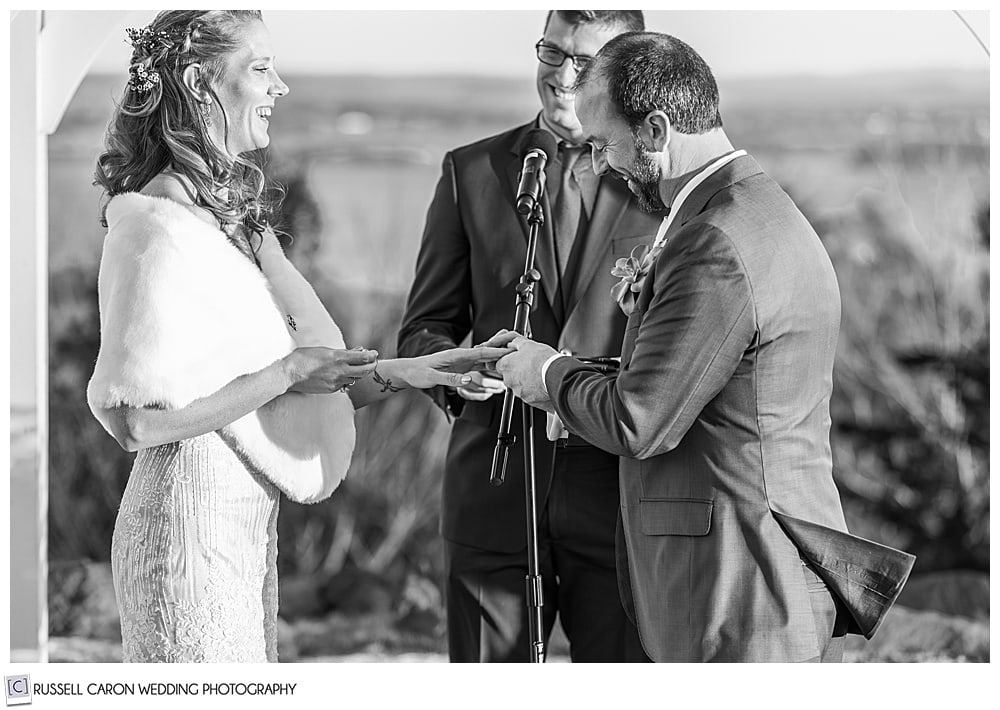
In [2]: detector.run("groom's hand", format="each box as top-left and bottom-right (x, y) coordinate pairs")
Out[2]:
(489, 331), (557, 411)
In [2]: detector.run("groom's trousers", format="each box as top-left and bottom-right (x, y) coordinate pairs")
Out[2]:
(444, 442), (648, 662)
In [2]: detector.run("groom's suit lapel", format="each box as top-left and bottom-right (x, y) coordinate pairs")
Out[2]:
(664, 154), (765, 241)
(623, 155), (765, 365)
(644, 155), (766, 316)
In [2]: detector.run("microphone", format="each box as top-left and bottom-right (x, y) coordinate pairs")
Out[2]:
(515, 129), (558, 215)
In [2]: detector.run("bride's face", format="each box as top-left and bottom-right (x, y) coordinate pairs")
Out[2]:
(208, 20), (289, 156)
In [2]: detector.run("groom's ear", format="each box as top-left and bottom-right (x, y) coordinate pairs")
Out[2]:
(639, 110), (671, 153)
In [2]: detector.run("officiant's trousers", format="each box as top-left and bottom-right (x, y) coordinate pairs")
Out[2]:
(444, 442), (648, 662)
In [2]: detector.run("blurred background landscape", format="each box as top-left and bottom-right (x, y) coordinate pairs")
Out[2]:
(42, 13), (988, 662)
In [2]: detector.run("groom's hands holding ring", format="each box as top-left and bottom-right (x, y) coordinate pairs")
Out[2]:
(478, 330), (557, 412)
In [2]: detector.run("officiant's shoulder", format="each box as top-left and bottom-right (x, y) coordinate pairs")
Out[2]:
(447, 124), (526, 169)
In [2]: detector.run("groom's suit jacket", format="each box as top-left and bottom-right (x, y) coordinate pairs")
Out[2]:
(544, 154), (915, 661)
(398, 120), (661, 552)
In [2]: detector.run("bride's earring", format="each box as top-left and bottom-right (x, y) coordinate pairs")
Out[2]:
(200, 99), (213, 127)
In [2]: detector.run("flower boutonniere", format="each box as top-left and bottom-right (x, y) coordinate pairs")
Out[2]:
(610, 243), (662, 316)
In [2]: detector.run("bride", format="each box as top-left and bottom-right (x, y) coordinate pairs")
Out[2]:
(87, 10), (508, 662)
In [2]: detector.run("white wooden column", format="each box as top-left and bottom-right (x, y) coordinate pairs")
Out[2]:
(10, 8), (49, 663)
(9, 9), (131, 662)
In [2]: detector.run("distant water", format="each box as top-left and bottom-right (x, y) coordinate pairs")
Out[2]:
(53, 71), (988, 285)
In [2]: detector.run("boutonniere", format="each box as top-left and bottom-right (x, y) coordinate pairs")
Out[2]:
(610, 243), (662, 316)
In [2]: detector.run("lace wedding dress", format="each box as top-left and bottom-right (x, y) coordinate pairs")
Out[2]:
(111, 433), (279, 662)
(91, 193), (357, 663)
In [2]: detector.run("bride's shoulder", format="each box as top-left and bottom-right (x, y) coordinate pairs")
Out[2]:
(138, 172), (216, 227)
(100, 177), (222, 279)
(104, 174), (217, 256)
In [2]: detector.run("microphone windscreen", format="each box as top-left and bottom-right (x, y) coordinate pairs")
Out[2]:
(523, 128), (558, 162)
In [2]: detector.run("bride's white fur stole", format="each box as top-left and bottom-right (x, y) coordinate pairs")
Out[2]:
(87, 193), (355, 503)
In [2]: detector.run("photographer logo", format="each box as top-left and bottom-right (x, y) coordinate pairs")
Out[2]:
(5, 676), (31, 706)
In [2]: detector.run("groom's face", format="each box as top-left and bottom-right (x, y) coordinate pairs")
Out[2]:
(578, 78), (665, 213)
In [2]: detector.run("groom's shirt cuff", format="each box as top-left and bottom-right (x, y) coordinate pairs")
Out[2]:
(540, 354), (569, 395)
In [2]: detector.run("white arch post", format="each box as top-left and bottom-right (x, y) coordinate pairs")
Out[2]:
(9, 9), (129, 662)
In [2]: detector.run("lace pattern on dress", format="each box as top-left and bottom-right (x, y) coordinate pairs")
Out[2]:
(111, 434), (279, 663)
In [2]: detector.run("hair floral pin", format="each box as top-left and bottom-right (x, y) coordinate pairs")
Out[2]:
(125, 26), (181, 55)
(124, 25), (185, 94)
(610, 243), (662, 316)
(127, 64), (161, 93)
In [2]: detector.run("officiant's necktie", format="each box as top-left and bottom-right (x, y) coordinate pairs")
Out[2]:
(553, 143), (588, 276)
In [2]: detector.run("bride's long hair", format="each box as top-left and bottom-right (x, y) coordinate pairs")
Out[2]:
(94, 10), (277, 249)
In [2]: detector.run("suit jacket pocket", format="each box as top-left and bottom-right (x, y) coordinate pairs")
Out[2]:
(639, 498), (713, 536)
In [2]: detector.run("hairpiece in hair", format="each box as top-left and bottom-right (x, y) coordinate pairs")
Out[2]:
(124, 24), (187, 94)
(127, 63), (161, 93)
(125, 25), (185, 56)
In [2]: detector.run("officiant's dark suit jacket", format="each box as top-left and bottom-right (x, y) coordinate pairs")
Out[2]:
(398, 120), (660, 554)
(544, 154), (915, 662)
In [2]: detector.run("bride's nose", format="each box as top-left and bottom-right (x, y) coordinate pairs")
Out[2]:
(270, 70), (289, 98)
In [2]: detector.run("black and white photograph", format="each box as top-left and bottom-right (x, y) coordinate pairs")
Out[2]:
(5, 7), (990, 681)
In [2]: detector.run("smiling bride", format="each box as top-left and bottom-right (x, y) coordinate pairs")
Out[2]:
(87, 10), (508, 663)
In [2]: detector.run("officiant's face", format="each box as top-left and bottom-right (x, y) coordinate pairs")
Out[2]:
(578, 78), (665, 212)
(536, 15), (621, 143)
(211, 20), (289, 156)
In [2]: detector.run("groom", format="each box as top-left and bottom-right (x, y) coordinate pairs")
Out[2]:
(492, 31), (915, 662)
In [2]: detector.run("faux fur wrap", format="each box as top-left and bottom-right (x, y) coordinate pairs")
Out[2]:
(87, 193), (356, 503)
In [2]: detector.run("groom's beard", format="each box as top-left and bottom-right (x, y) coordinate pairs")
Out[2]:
(626, 134), (666, 213)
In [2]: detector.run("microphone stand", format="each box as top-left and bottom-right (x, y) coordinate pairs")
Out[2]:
(489, 199), (546, 663)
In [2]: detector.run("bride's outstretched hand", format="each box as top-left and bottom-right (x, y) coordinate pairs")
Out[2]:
(401, 346), (513, 390)
(284, 346), (379, 394)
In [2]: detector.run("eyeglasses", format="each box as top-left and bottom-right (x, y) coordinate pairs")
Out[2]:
(535, 39), (593, 72)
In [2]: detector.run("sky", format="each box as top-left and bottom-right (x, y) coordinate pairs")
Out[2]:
(86, 10), (990, 79)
